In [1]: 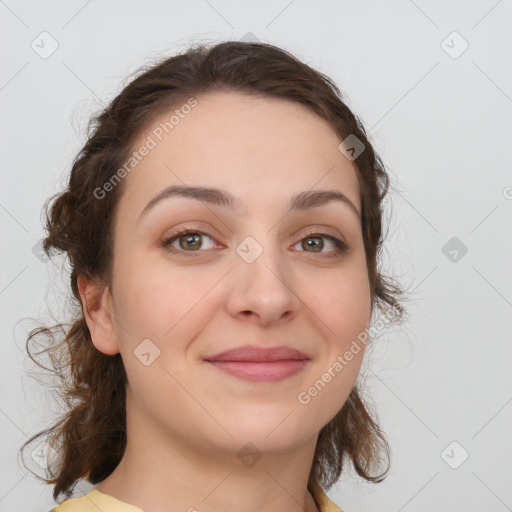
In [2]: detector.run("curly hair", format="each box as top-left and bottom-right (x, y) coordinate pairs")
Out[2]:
(19, 40), (409, 505)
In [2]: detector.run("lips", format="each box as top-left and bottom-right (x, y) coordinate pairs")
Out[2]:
(204, 345), (310, 362)
(204, 345), (311, 383)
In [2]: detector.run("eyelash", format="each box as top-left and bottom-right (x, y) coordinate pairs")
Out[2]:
(160, 228), (348, 258)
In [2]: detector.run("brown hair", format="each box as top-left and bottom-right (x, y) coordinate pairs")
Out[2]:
(19, 40), (408, 504)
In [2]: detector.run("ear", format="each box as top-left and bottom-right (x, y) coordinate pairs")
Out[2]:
(77, 273), (120, 355)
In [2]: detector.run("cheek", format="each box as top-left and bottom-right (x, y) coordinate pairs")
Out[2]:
(301, 259), (371, 340)
(113, 253), (224, 351)
(294, 268), (370, 427)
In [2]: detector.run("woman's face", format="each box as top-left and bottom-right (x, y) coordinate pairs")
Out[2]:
(93, 90), (371, 457)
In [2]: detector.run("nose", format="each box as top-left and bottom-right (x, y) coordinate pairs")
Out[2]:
(225, 237), (300, 328)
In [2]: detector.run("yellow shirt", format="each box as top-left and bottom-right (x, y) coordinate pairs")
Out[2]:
(50, 487), (344, 512)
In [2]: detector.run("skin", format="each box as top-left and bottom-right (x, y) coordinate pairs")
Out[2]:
(78, 90), (372, 512)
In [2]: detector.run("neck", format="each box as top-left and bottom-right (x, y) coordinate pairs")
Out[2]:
(96, 446), (320, 512)
(94, 392), (321, 512)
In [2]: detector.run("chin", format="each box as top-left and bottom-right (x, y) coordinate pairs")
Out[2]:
(220, 412), (314, 450)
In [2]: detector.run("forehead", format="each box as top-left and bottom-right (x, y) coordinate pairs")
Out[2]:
(118, 90), (361, 218)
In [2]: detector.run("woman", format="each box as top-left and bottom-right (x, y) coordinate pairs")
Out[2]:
(21, 40), (406, 512)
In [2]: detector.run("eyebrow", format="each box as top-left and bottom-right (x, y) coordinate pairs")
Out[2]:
(138, 185), (361, 222)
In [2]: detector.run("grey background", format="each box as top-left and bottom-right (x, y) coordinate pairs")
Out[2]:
(1, 1), (511, 511)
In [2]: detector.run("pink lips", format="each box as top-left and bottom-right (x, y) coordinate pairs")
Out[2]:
(204, 345), (310, 383)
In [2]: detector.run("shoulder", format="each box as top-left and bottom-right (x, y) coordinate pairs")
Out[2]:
(48, 494), (95, 512)
(316, 487), (345, 512)
(49, 489), (144, 512)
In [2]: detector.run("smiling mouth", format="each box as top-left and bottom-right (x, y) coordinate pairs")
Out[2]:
(206, 359), (309, 382)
